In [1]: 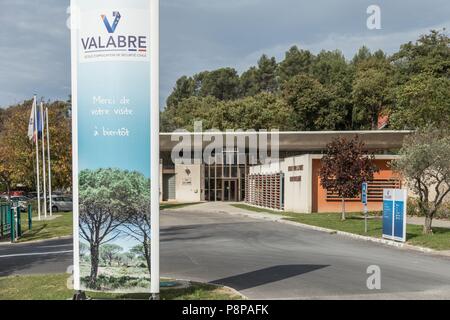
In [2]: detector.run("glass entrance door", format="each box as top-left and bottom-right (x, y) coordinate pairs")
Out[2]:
(223, 180), (238, 202)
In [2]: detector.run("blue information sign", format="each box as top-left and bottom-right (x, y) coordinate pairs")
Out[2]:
(383, 195), (393, 236)
(361, 182), (368, 205)
(383, 189), (407, 242)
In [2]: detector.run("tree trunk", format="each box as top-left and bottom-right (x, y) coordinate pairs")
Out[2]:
(341, 197), (346, 221)
(423, 215), (433, 235)
(143, 238), (151, 277)
(88, 243), (100, 289)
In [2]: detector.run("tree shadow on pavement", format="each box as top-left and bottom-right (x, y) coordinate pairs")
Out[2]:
(210, 264), (329, 291)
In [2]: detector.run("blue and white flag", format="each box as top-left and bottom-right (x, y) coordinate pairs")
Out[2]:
(36, 106), (43, 140)
(27, 97), (37, 141)
(27, 97), (43, 142)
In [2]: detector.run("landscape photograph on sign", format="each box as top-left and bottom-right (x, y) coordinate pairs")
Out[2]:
(78, 168), (151, 291)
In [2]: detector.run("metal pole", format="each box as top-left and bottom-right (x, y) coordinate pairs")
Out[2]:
(40, 102), (48, 219)
(10, 207), (15, 243)
(46, 107), (53, 217)
(28, 204), (33, 231)
(1, 205), (4, 238)
(150, 0), (160, 300)
(364, 204), (368, 233)
(17, 207), (21, 237)
(34, 96), (41, 220)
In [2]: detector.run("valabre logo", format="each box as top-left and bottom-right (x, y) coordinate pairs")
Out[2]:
(101, 11), (121, 33)
(78, 9), (149, 62)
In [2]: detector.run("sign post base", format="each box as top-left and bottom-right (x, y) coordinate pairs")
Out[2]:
(73, 290), (87, 301)
(150, 293), (160, 301)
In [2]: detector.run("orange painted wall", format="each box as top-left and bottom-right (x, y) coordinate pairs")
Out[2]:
(312, 159), (400, 213)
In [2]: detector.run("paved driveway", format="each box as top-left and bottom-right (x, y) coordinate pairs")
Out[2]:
(161, 203), (450, 299)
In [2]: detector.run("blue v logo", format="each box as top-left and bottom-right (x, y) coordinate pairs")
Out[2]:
(101, 11), (121, 34)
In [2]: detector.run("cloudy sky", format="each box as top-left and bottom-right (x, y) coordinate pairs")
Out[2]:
(0, 0), (449, 108)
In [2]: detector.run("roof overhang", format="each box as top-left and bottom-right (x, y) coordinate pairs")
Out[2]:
(160, 130), (412, 153)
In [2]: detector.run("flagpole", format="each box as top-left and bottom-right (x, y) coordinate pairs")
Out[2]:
(46, 107), (53, 217)
(34, 96), (41, 221)
(40, 102), (48, 219)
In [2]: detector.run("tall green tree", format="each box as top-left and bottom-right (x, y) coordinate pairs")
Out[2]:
(161, 96), (223, 131)
(255, 55), (278, 93)
(352, 46), (372, 65)
(239, 66), (259, 97)
(282, 74), (346, 130)
(239, 55), (278, 96)
(166, 76), (196, 107)
(197, 68), (240, 100)
(352, 59), (394, 129)
(219, 93), (294, 131)
(390, 73), (450, 129)
(312, 50), (354, 129)
(312, 50), (352, 87)
(278, 46), (314, 83)
(392, 127), (450, 234)
(391, 30), (450, 79)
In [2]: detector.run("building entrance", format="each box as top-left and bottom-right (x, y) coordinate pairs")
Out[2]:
(223, 180), (238, 202)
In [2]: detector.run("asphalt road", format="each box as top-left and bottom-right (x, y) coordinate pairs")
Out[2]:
(160, 208), (450, 299)
(1, 207), (450, 299)
(0, 237), (73, 277)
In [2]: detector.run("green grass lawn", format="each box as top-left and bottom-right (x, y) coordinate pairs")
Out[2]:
(0, 274), (241, 300)
(233, 204), (450, 251)
(160, 202), (201, 210)
(232, 203), (285, 215)
(17, 212), (73, 243)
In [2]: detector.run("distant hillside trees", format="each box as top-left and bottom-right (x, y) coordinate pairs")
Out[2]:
(162, 30), (450, 133)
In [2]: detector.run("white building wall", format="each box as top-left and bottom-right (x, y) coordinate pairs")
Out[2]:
(249, 162), (282, 175)
(248, 156), (313, 213)
(281, 155), (313, 213)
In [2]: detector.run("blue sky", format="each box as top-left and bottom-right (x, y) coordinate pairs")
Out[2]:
(1, 0), (449, 109)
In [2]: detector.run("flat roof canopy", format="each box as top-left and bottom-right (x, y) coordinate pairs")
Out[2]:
(160, 131), (412, 153)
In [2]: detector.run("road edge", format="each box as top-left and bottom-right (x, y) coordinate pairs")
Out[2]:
(216, 207), (450, 259)
(0, 235), (73, 246)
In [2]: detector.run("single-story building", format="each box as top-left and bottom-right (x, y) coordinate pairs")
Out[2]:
(159, 131), (411, 213)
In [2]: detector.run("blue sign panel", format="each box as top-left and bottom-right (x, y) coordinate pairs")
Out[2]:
(362, 182), (368, 205)
(394, 200), (405, 239)
(383, 189), (407, 242)
(383, 199), (393, 236)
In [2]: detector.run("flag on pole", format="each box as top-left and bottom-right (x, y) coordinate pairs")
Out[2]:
(28, 100), (44, 143)
(27, 97), (37, 141)
(32, 95), (42, 220)
(35, 107), (43, 142)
